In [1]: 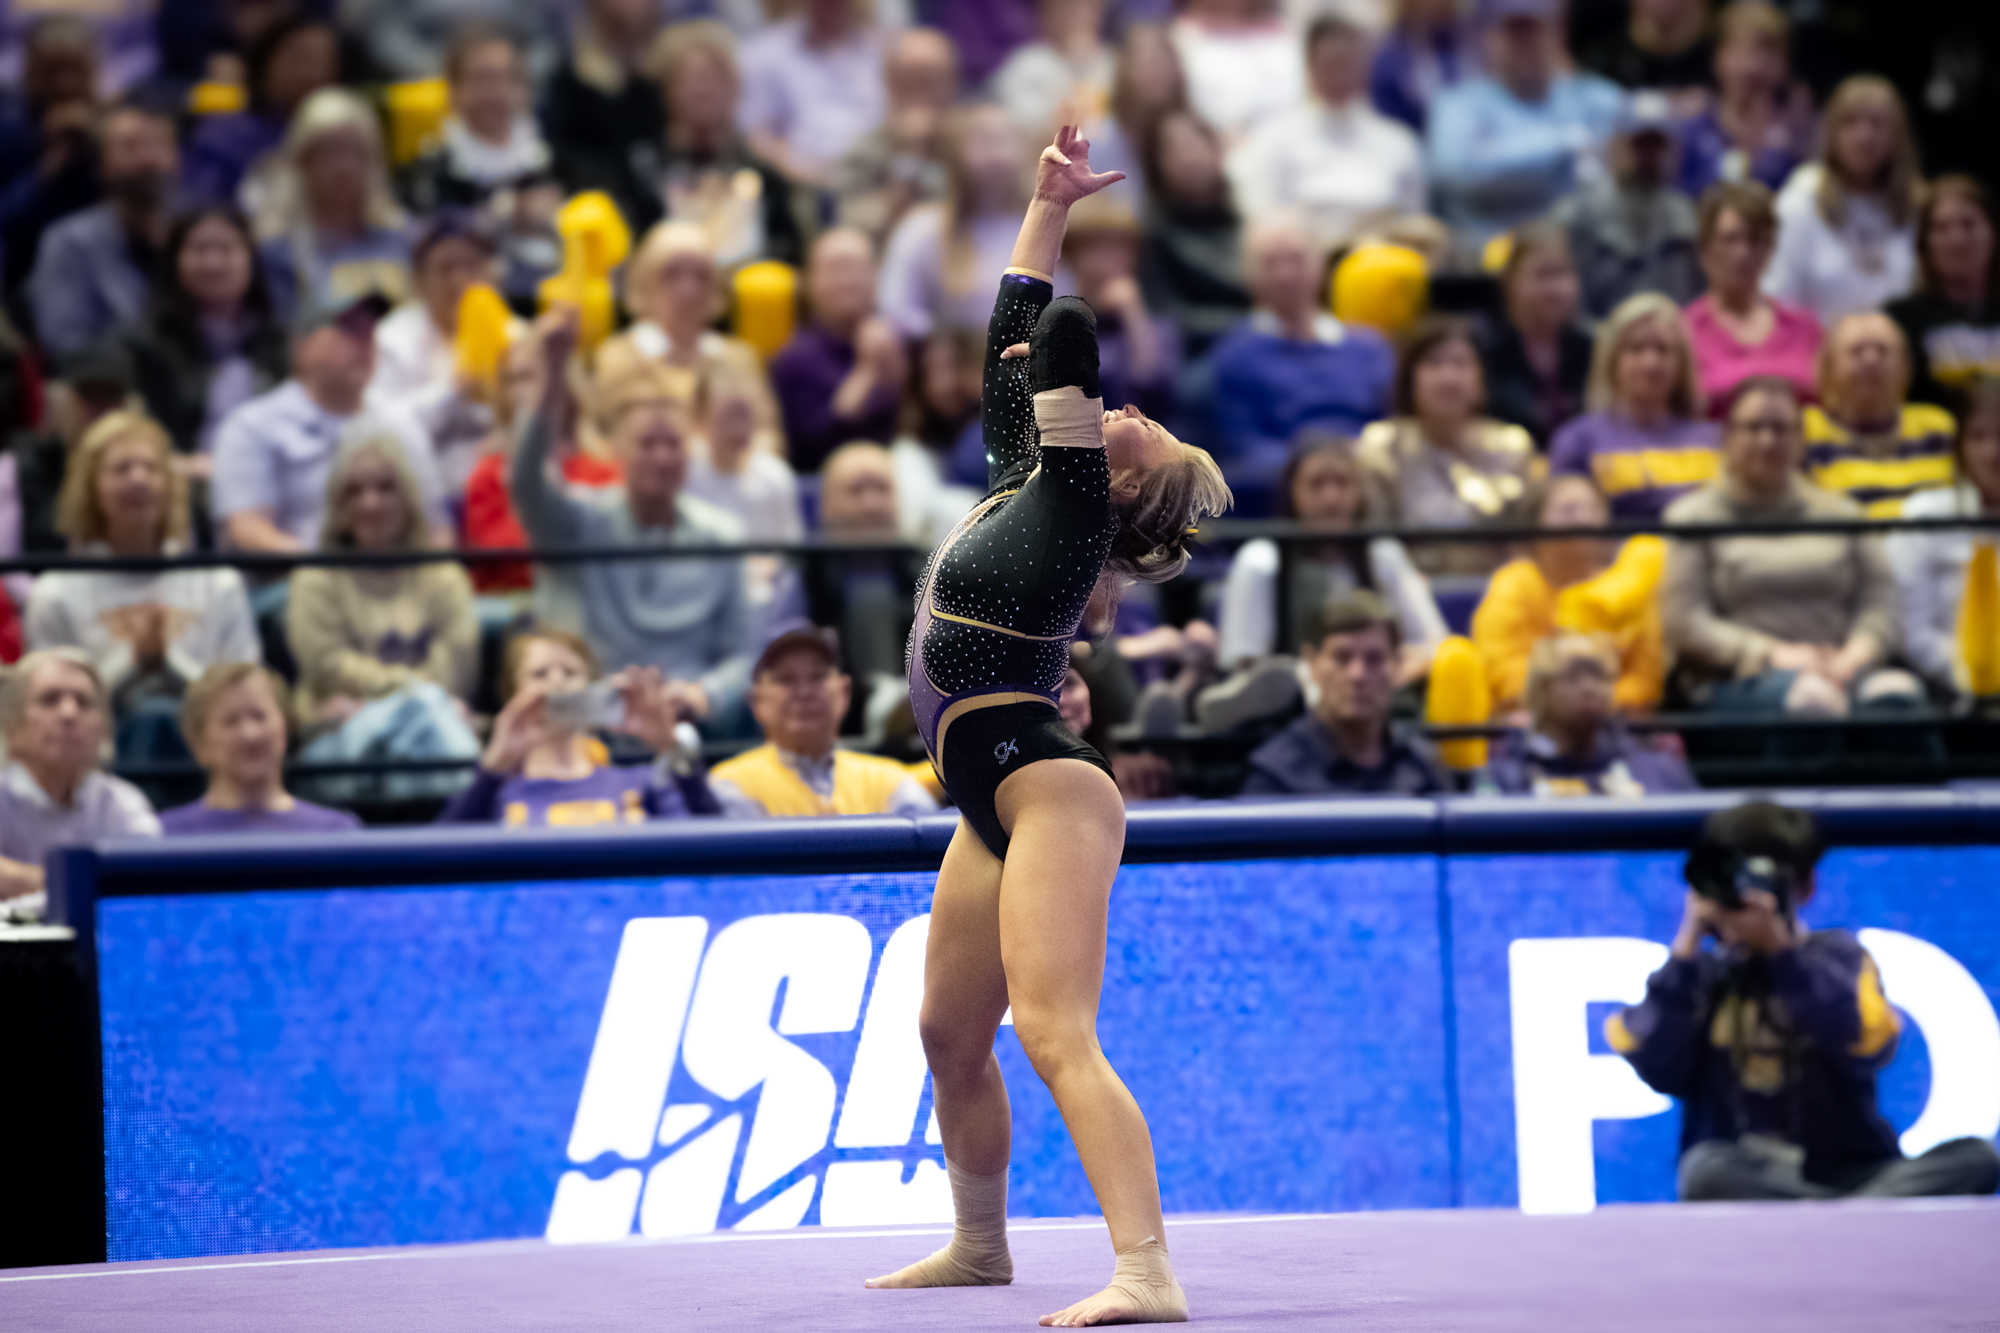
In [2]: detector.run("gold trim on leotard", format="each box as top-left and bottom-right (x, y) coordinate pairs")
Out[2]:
(927, 607), (1075, 641)
(1003, 266), (1055, 284)
(935, 691), (1057, 768)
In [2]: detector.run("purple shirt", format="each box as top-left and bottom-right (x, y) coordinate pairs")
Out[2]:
(436, 762), (716, 827)
(1684, 295), (1823, 419)
(1676, 105), (1812, 200)
(1486, 725), (1696, 797)
(160, 799), (363, 835)
(1549, 412), (1722, 521)
(769, 324), (902, 474)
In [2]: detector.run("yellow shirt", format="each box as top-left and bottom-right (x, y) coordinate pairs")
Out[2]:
(1801, 403), (1956, 517)
(708, 744), (919, 817)
(1472, 539), (1665, 712)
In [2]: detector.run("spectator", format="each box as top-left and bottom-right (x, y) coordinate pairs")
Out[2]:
(26, 99), (177, 362)
(1168, 0), (1302, 146)
(929, 0), (1037, 88)
(254, 88), (413, 321)
(595, 220), (783, 452)
(1662, 377), (1914, 717)
(515, 310), (752, 726)
(460, 335), (622, 595)
(1095, 22), (1187, 196)
(159, 663), (361, 834)
(1240, 591), (1453, 796)
(1684, 180), (1822, 414)
(1579, 0), (1713, 93)
(27, 411), (258, 754)
(878, 103), (1035, 342)
(1675, 1), (1814, 200)
(1550, 293), (1720, 520)
(631, 21), (805, 270)
(888, 328), (985, 546)
(1065, 198), (1179, 422)
(708, 628), (937, 817)
(0, 651), (159, 914)
(789, 441), (924, 731)
(1207, 214), (1396, 516)
(1765, 76), (1921, 326)
(1888, 378), (2000, 696)
(1802, 312), (1955, 516)
(686, 362), (803, 611)
(212, 293), (445, 553)
(397, 23), (554, 217)
(357, 0), (555, 86)
(1554, 91), (1702, 320)
(991, 0), (1112, 150)
(1228, 14), (1427, 261)
(1472, 474), (1665, 714)
(0, 17), (103, 309)
(541, 0), (665, 210)
(1370, 0), (1477, 135)
(5, 344), (134, 583)
(1427, 0), (1622, 247)
(1479, 219), (1593, 447)
(836, 26), (959, 248)
(738, 0), (888, 188)
(117, 205), (289, 468)
(1357, 315), (1539, 576)
(287, 432), (480, 796)
(1885, 176), (2000, 410)
(181, 14), (340, 209)
(1485, 631), (1693, 795)
(770, 228), (905, 474)
(369, 212), (503, 499)
(1213, 433), (1447, 713)
(1611, 801), (2000, 1202)
(1136, 106), (1251, 356)
(438, 628), (722, 826)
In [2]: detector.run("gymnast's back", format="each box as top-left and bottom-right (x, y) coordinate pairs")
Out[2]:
(907, 272), (1115, 706)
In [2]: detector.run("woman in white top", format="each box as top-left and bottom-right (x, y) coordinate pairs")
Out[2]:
(991, 0), (1116, 148)
(27, 412), (259, 734)
(1764, 76), (1921, 325)
(684, 363), (804, 610)
(1218, 431), (1446, 681)
(1887, 377), (2000, 694)
(1169, 0), (1304, 145)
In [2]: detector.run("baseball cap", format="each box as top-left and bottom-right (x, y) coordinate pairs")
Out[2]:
(1618, 90), (1678, 139)
(294, 289), (393, 339)
(753, 627), (841, 678)
(412, 209), (497, 266)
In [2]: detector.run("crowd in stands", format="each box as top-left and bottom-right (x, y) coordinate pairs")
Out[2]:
(3, 0), (2000, 901)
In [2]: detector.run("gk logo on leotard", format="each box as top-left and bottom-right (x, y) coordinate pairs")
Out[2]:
(995, 738), (1019, 765)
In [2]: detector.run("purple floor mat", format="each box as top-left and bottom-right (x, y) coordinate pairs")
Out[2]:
(6, 1201), (1997, 1331)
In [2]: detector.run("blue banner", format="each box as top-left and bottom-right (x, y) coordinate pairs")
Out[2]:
(97, 848), (2000, 1262)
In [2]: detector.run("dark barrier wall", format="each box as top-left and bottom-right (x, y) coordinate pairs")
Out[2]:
(53, 793), (2000, 1262)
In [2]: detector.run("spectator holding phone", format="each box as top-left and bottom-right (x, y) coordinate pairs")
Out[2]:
(438, 629), (723, 826)
(160, 663), (360, 835)
(1609, 801), (2000, 1202)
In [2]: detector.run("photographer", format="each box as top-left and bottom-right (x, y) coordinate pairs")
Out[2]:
(1609, 802), (2000, 1202)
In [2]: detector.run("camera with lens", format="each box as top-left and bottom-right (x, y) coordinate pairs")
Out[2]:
(1684, 845), (1796, 913)
(1683, 801), (1819, 915)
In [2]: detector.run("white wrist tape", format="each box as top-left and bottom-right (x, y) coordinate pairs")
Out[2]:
(1033, 385), (1105, 449)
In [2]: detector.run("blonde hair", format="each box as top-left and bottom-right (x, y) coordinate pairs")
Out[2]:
(1106, 441), (1234, 584)
(180, 662), (292, 754)
(1815, 76), (1923, 229)
(319, 433), (430, 551)
(499, 628), (597, 702)
(647, 19), (737, 89)
(1524, 632), (1618, 733)
(626, 219), (718, 326)
(594, 364), (692, 436)
(263, 88), (406, 239)
(56, 410), (189, 549)
(940, 103), (1026, 297)
(1586, 293), (1704, 419)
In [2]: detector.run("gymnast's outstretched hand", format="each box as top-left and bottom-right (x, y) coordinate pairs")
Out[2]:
(1033, 125), (1126, 209)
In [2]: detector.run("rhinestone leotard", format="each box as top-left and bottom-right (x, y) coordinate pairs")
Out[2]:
(907, 273), (1115, 768)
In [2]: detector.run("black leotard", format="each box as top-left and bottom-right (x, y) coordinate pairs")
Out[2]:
(907, 272), (1115, 780)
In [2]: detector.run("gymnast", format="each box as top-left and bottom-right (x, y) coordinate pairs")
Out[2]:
(866, 126), (1232, 1326)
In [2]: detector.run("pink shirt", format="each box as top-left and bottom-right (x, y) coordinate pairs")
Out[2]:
(1684, 295), (1823, 418)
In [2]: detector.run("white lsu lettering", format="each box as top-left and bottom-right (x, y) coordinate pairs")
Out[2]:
(545, 913), (962, 1244)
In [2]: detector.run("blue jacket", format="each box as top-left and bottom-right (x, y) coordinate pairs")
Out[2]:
(1427, 73), (1623, 244)
(1609, 931), (1906, 1182)
(1242, 714), (1451, 797)
(1204, 313), (1394, 516)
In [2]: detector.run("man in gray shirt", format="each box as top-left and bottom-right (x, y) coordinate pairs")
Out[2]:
(0, 652), (159, 919)
(513, 308), (752, 726)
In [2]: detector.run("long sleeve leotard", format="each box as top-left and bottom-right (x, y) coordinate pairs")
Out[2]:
(907, 272), (1116, 763)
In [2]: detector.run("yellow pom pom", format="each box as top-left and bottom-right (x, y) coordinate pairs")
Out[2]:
(1425, 635), (1491, 770)
(382, 79), (449, 166)
(454, 284), (515, 389)
(1331, 244), (1429, 336)
(1959, 543), (2000, 697)
(732, 261), (798, 362)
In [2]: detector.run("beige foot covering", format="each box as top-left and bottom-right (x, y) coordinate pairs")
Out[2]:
(1040, 1235), (1188, 1327)
(863, 1163), (1013, 1288)
(1033, 385), (1106, 449)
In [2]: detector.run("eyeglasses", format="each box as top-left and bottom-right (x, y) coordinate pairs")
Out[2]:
(1728, 417), (1800, 439)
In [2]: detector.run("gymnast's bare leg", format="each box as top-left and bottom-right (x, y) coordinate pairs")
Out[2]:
(867, 760), (1184, 1326)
